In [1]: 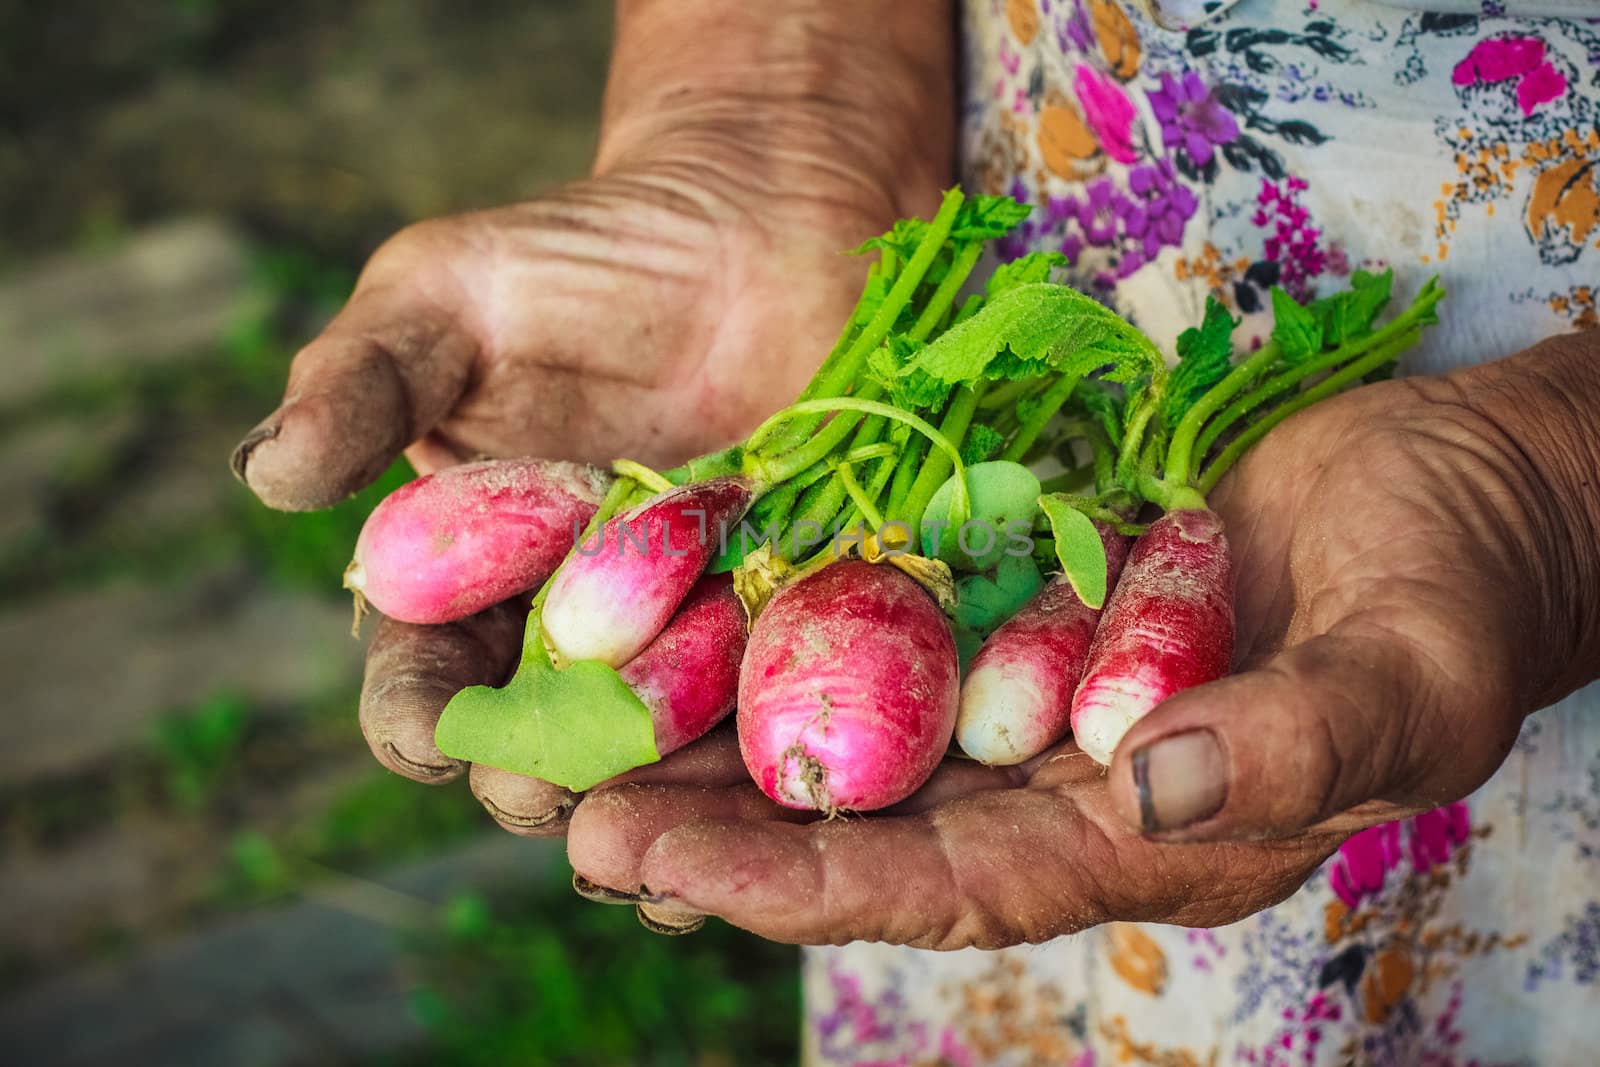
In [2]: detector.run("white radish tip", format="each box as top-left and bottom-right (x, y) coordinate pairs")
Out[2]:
(955, 667), (1042, 765)
(342, 558), (365, 593)
(1073, 704), (1140, 766)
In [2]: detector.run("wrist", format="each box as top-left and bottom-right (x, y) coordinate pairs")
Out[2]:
(1454, 333), (1600, 705)
(595, 0), (954, 220)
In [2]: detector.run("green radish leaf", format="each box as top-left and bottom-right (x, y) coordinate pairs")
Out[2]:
(1270, 286), (1323, 365)
(952, 552), (1045, 637)
(1071, 380), (1125, 449)
(985, 251), (1068, 297)
(1037, 495), (1109, 609)
(435, 622), (659, 790)
(920, 460), (1042, 570)
(959, 424), (1007, 465)
(1307, 268), (1393, 345)
(904, 284), (1164, 389)
(1165, 297), (1238, 424)
(849, 217), (929, 261)
(949, 195), (1033, 242)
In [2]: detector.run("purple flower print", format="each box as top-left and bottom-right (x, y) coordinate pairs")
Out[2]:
(1074, 64), (1138, 164)
(1149, 70), (1242, 168)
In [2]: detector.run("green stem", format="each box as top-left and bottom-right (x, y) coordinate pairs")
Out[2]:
(751, 383), (883, 482)
(1193, 301), (1437, 468)
(1114, 388), (1160, 491)
(907, 242), (982, 343)
(1165, 342), (1281, 486)
(787, 187), (960, 412)
(892, 386), (980, 531)
(885, 433), (927, 518)
(999, 373), (1081, 463)
(1198, 326), (1423, 495)
(746, 398), (969, 514)
(833, 463), (884, 529)
(977, 377), (1040, 411)
(1184, 281), (1444, 479)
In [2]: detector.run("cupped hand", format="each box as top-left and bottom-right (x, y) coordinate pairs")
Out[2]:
(565, 336), (1600, 948)
(233, 142), (933, 805)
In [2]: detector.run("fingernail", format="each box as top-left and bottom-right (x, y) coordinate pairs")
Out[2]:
(229, 421), (279, 484)
(1131, 729), (1227, 834)
(480, 791), (575, 830)
(636, 884), (676, 907)
(636, 901), (705, 935)
(571, 873), (640, 905)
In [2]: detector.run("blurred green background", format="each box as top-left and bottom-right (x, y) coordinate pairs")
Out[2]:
(0, 3), (799, 1063)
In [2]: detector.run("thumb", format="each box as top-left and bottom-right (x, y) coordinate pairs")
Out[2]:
(1107, 632), (1515, 841)
(230, 241), (475, 511)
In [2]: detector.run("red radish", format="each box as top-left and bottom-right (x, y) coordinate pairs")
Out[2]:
(955, 527), (1131, 765)
(344, 459), (610, 625)
(541, 475), (754, 667)
(1070, 509), (1233, 765)
(619, 573), (747, 755)
(738, 560), (959, 813)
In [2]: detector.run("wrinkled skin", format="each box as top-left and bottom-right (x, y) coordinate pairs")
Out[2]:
(562, 341), (1600, 947)
(235, 138), (941, 815)
(233, 87), (1600, 945)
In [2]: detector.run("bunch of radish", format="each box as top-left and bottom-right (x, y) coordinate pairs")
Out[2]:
(339, 188), (1444, 813)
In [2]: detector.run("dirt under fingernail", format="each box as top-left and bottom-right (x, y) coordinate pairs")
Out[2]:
(636, 901), (705, 935)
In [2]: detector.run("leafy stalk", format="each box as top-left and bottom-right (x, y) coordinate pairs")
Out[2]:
(1198, 325), (1424, 494)
(999, 373), (1081, 463)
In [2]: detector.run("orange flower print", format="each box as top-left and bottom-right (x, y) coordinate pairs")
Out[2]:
(1359, 945), (1416, 1025)
(1108, 924), (1168, 996)
(1006, 0), (1040, 46)
(1090, 0), (1141, 81)
(1037, 92), (1101, 179)
(1526, 156), (1598, 266)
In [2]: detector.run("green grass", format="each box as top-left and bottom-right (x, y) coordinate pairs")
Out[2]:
(398, 880), (801, 1067)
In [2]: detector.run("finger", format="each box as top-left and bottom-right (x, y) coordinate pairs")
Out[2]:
(359, 601), (524, 783)
(601, 724), (750, 788)
(231, 234), (476, 510)
(470, 763), (576, 836)
(1107, 631), (1516, 841)
(568, 750), (1017, 896)
(633, 787), (1116, 949)
(566, 782), (814, 897)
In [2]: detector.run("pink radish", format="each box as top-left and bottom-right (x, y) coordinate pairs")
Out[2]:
(619, 573), (747, 755)
(1070, 509), (1233, 765)
(738, 560), (959, 813)
(955, 527), (1131, 765)
(345, 459), (610, 625)
(541, 476), (754, 667)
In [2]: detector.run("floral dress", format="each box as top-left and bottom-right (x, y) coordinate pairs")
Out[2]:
(802, 2), (1600, 1064)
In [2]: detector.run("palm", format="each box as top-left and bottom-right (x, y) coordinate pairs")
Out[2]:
(566, 377), (1540, 948)
(362, 169), (876, 475)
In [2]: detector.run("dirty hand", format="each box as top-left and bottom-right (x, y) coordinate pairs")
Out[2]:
(229, 0), (953, 827)
(566, 337), (1600, 947)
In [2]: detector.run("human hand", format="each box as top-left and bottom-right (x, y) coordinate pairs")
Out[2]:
(230, 0), (954, 817)
(564, 335), (1600, 947)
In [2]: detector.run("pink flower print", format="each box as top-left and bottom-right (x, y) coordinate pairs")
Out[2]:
(1452, 36), (1545, 85)
(1452, 35), (1568, 117)
(999, 39), (1022, 76)
(1328, 802), (1472, 910)
(1515, 61), (1567, 115)
(1074, 64), (1138, 164)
